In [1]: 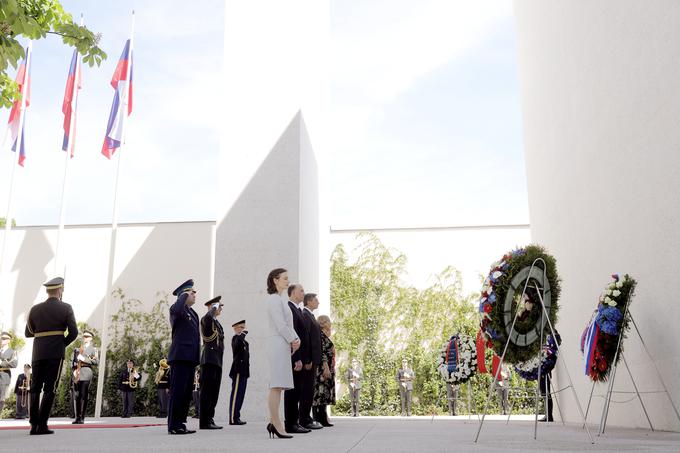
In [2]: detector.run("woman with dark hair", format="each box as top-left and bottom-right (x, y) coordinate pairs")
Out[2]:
(265, 268), (300, 439)
(313, 315), (336, 427)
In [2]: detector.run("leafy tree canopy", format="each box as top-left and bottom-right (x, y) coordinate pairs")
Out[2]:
(0, 0), (107, 108)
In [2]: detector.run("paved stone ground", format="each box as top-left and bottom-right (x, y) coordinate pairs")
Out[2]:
(0, 415), (678, 452)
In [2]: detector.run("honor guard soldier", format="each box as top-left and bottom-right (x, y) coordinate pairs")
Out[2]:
(119, 359), (140, 418)
(167, 279), (200, 435)
(154, 359), (171, 418)
(346, 358), (363, 417)
(397, 358), (415, 416)
(229, 319), (249, 425)
(24, 277), (78, 435)
(199, 296), (224, 429)
(0, 331), (18, 414)
(71, 330), (98, 424)
(14, 364), (31, 419)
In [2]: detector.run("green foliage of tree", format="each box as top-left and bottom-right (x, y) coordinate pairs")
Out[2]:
(331, 233), (539, 416)
(0, 0), (107, 108)
(0, 217), (16, 227)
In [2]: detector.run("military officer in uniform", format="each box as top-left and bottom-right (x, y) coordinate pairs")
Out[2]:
(14, 364), (31, 419)
(154, 358), (171, 418)
(229, 319), (249, 425)
(346, 358), (362, 417)
(25, 277), (78, 435)
(119, 359), (140, 418)
(71, 330), (98, 423)
(397, 358), (415, 416)
(0, 331), (18, 414)
(167, 279), (200, 435)
(199, 295), (224, 430)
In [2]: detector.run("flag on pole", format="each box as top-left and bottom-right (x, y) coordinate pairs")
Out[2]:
(62, 48), (82, 157)
(101, 39), (133, 159)
(7, 46), (32, 166)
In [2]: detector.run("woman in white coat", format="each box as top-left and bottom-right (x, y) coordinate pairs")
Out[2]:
(265, 268), (300, 438)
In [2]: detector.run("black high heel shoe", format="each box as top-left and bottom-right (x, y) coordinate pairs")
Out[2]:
(267, 422), (293, 439)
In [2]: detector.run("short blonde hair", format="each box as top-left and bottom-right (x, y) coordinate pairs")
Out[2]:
(318, 315), (331, 330)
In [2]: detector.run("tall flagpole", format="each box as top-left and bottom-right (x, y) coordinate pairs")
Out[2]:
(54, 16), (84, 276)
(95, 11), (135, 419)
(0, 41), (32, 289)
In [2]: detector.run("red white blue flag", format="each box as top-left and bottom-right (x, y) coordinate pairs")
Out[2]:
(7, 46), (31, 166)
(62, 48), (82, 157)
(101, 39), (133, 159)
(583, 319), (599, 376)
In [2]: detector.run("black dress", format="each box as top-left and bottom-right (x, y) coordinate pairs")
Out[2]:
(313, 332), (335, 406)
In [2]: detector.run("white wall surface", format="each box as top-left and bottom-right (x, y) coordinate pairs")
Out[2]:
(0, 221), (214, 396)
(514, 0), (680, 431)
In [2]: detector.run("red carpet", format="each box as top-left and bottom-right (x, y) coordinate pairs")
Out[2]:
(0, 423), (164, 430)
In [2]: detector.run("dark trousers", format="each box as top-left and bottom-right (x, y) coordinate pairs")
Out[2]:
(199, 364), (221, 426)
(74, 379), (91, 421)
(284, 368), (304, 428)
(539, 374), (553, 421)
(16, 391), (29, 418)
(168, 361), (195, 431)
(121, 390), (134, 417)
(229, 373), (248, 422)
(157, 388), (169, 417)
(299, 367), (316, 426)
(29, 358), (63, 428)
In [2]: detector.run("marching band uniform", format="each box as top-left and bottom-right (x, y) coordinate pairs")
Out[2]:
(199, 296), (225, 429)
(155, 359), (171, 418)
(0, 331), (18, 414)
(25, 277), (78, 435)
(346, 362), (362, 417)
(167, 279), (200, 435)
(71, 331), (98, 424)
(397, 361), (415, 416)
(14, 365), (31, 419)
(229, 319), (249, 425)
(119, 359), (140, 418)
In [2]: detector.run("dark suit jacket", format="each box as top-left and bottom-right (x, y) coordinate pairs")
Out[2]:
(229, 333), (250, 379)
(167, 295), (200, 365)
(25, 297), (78, 361)
(302, 309), (322, 366)
(288, 301), (310, 364)
(200, 313), (224, 368)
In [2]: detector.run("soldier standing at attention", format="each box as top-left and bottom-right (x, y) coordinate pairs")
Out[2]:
(167, 279), (200, 435)
(346, 358), (363, 417)
(0, 331), (18, 414)
(14, 364), (31, 419)
(229, 319), (249, 425)
(154, 359), (171, 418)
(397, 358), (415, 417)
(71, 330), (98, 424)
(119, 359), (140, 418)
(199, 296), (225, 430)
(24, 277), (78, 435)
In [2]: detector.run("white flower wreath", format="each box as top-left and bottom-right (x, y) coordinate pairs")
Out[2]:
(437, 334), (478, 385)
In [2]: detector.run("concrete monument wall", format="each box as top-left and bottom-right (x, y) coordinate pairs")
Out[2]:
(514, 0), (680, 430)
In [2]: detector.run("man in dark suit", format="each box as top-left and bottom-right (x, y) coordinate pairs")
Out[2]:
(300, 292), (323, 430)
(24, 277), (78, 435)
(167, 279), (201, 435)
(284, 284), (311, 434)
(199, 295), (224, 430)
(228, 319), (249, 425)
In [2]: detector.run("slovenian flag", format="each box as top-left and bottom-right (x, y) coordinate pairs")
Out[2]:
(7, 46), (32, 166)
(62, 48), (82, 157)
(101, 39), (133, 159)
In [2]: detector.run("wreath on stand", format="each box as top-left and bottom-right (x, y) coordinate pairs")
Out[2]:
(479, 244), (561, 364)
(580, 273), (636, 382)
(437, 334), (477, 385)
(514, 333), (561, 381)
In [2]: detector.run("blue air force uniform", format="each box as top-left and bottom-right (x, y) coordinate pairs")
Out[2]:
(167, 279), (200, 435)
(229, 319), (250, 425)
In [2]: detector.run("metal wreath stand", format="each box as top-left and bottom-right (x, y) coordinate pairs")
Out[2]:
(582, 296), (680, 435)
(474, 257), (594, 443)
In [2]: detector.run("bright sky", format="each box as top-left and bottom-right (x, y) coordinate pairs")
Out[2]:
(0, 0), (528, 228)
